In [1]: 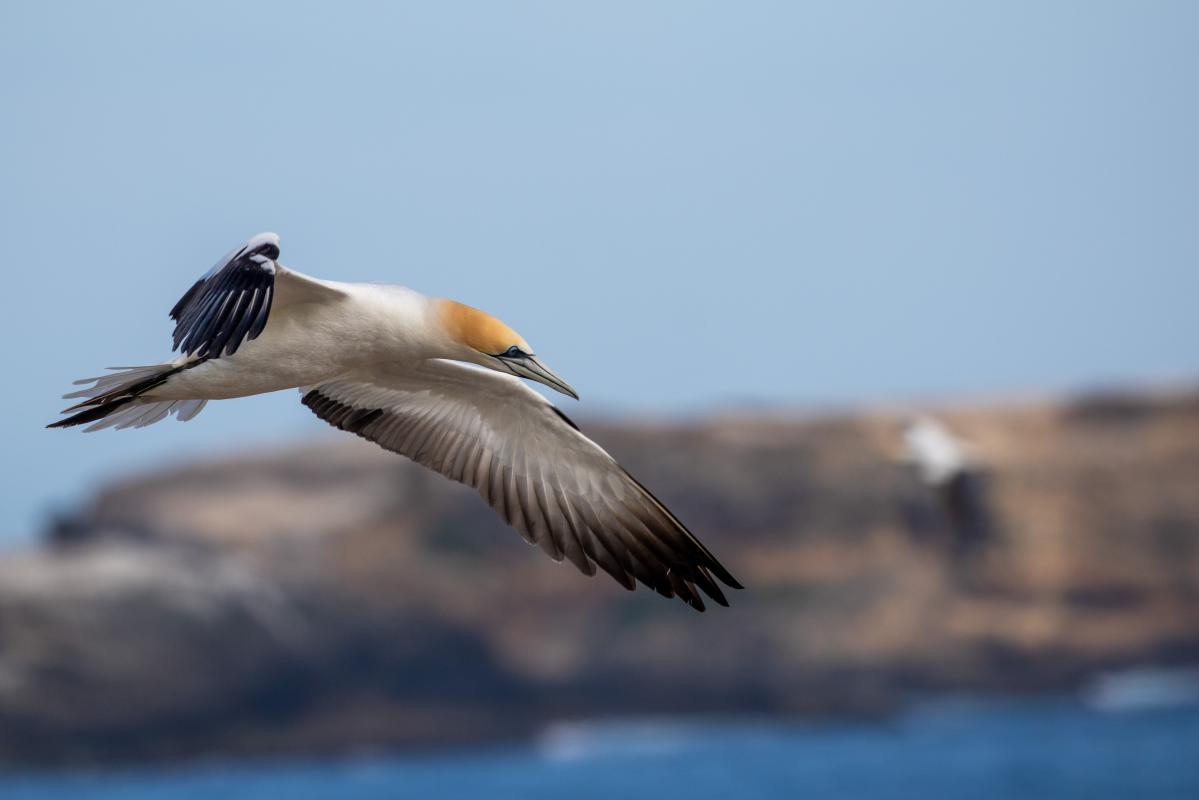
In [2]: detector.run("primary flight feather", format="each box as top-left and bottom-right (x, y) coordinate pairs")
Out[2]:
(49, 233), (741, 611)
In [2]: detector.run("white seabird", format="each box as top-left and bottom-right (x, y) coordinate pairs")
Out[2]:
(901, 415), (992, 556)
(49, 233), (740, 610)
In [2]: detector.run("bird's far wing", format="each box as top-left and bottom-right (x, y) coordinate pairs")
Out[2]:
(300, 360), (741, 611)
(169, 232), (345, 359)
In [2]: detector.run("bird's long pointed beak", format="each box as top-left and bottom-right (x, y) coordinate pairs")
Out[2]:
(508, 356), (579, 400)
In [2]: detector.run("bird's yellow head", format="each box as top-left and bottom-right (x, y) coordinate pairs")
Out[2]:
(438, 299), (531, 357)
(436, 299), (578, 399)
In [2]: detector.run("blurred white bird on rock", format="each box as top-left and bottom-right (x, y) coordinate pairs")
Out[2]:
(49, 233), (740, 611)
(902, 416), (971, 487)
(902, 415), (993, 557)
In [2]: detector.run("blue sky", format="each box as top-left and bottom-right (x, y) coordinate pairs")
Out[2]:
(1, 1), (1197, 543)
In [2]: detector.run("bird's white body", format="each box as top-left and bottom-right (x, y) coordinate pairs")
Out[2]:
(50, 233), (739, 611)
(155, 280), (436, 400)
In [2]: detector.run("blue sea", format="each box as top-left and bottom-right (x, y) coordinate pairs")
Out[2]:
(4, 700), (1198, 800)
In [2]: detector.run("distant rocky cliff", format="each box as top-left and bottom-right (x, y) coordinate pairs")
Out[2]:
(2, 389), (1198, 765)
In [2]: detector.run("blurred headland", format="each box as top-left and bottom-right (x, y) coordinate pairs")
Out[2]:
(1, 385), (1197, 766)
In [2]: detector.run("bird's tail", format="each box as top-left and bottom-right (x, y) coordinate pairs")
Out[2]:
(47, 364), (208, 431)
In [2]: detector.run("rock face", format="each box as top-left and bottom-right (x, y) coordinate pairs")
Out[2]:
(2, 389), (1198, 765)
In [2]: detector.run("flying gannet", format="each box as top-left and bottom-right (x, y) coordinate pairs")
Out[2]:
(49, 233), (740, 610)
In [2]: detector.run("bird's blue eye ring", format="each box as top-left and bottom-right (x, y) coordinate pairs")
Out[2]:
(503, 345), (525, 358)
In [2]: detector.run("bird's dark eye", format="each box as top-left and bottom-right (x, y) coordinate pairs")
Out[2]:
(504, 345), (524, 358)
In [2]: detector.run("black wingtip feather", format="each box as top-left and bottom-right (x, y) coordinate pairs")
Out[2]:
(169, 280), (205, 322)
(249, 285), (274, 340)
(617, 467), (742, 592)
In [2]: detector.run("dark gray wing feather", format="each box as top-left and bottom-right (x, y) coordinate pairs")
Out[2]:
(170, 232), (280, 359)
(300, 361), (741, 611)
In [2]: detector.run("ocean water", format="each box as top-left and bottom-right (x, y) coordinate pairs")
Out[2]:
(4, 700), (1198, 800)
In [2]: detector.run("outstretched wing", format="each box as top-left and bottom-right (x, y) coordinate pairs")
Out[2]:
(300, 360), (741, 611)
(169, 232), (345, 359)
